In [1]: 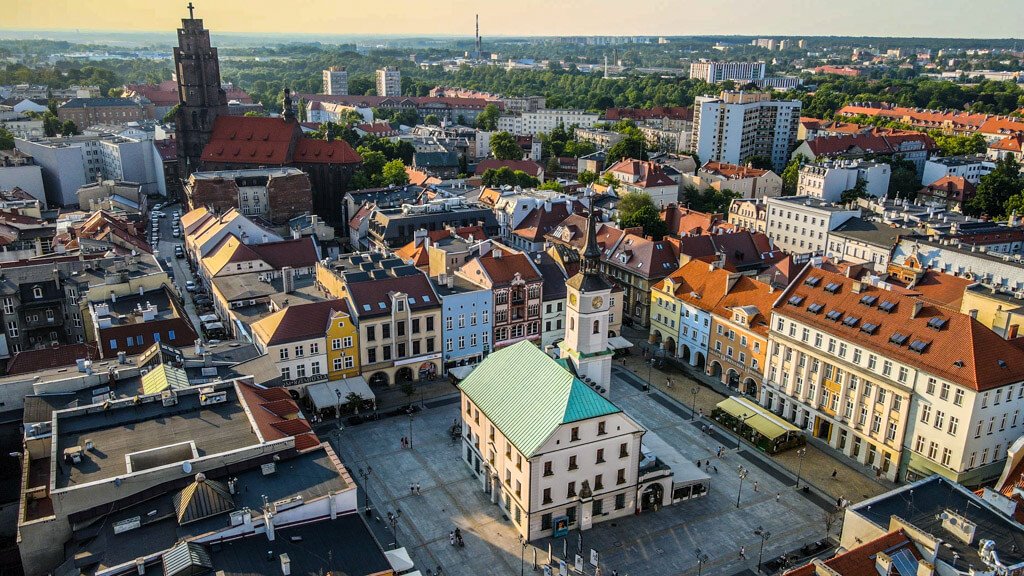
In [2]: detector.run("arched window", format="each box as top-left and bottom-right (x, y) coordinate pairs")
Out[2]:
(569, 317), (575, 331)
(593, 320), (600, 334)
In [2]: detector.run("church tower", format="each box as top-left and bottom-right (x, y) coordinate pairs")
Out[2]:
(560, 210), (614, 396)
(174, 3), (228, 178)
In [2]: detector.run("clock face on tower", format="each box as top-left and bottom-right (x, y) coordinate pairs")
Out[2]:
(592, 296), (603, 308)
(569, 293), (578, 306)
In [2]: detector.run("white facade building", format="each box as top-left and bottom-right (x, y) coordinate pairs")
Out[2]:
(689, 61), (766, 83)
(765, 195), (860, 257)
(921, 155), (994, 186)
(376, 67), (401, 97)
(322, 67), (348, 96)
(797, 160), (891, 203)
(498, 109), (600, 136)
(691, 91), (801, 173)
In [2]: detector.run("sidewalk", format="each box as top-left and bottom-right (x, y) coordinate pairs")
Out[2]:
(618, 324), (893, 502)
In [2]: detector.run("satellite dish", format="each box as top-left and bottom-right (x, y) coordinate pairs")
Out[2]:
(182, 461), (193, 474)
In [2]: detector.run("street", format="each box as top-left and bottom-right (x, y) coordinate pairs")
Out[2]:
(149, 202), (204, 332)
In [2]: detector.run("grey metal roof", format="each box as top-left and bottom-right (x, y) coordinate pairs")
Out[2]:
(173, 474), (235, 525)
(162, 541), (213, 576)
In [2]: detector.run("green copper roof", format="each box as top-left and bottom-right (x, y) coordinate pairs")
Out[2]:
(458, 341), (620, 457)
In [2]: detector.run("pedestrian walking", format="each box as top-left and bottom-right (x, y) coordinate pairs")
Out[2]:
(415, 482), (421, 494)
(753, 481), (759, 492)
(831, 469), (838, 480)
(713, 465), (719, 473)
(450, 531), (455, 546)
(776, 492), (781, 503)
(410, 483), (415, 495)
(666, 377), (673, 388)
(739, 546), (747, 560)
(699, 408), (704, 418)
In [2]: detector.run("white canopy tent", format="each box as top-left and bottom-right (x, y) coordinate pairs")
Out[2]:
(306, 376), (376, 412)
(384, 548), (415, 573)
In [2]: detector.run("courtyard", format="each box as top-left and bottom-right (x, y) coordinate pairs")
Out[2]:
(330, 367), (842, 576)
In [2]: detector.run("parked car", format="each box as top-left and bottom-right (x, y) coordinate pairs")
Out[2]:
(174, 246), (184, 258)
(185, 280), (197, 292)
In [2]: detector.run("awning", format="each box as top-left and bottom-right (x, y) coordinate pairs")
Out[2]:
(202, 322), (224, 330)
(385, 548), (415, 572)
(448, 365), (475, 380)
(306, 376), (376, 410)
(607, 336), (633, 350)
(716, 396), (801, 441)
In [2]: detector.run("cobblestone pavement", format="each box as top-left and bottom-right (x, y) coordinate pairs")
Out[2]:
(617, 324), (893, 503)
(330, 367), (842, 576)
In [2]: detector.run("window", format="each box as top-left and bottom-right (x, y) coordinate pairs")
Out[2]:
(948, 416), (959, 436)
(295, 345), (304, 357)
(311, 362), (321, 375)
(366, 325), (376, 341)
(280, 366), (291, 380)
(596, 448), (605, 463)
(382, 324), (391, 339)
(541, 514), (552, 530)
(871, 414), (882, 434)
(886, 421), (897, 441)
(892, 395), (902, 412)
(619, 443), (628, 458)
(296, 364), (306, 378)
(333, 358), (343, 371)
(598, 421), (607, 435)
(310, 342), (320, 355)
(954, 388), (964, 406)
(543, 488), (552, 504)
(939, 382), (950, 401)
(914, 435), (925, 453)
(617, 468), (626, 485)
(279, 348), (289, 361)
(543, 461), (553, 476)
(383, 345), (392, 361)
(934, 411), (945, 430)
(570, 427), (580, 441)
(567, 481), (576, 498)
(426, 317), (435, 331)
(615, 494), (626, 510)
(594, 474), (604, 490)
(343, 336), (353, 348)
(927, 441), (938, 460)
(568, 456), (578, 470)
(920, 405), (931, 424)
(926, 378), (936, 395)
(332, 338), (342, 350)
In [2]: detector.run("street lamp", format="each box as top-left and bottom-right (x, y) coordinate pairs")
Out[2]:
(518, 534), (527, 576)
(754, 526), (772, 573)
(358, 466), (372, 515)
(335, 389), (343, 425)
(694, 548), (710, 576)
(736, 413), (756, 450)
(690, 386), (700, 420)
(387, 509), (402, 548)
(408, 412), (414, 448)
(794, 447), (807, 489)
(736, 466), (749, 508)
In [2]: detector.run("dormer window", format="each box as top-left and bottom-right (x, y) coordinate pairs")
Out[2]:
(33, 286), (43, 299)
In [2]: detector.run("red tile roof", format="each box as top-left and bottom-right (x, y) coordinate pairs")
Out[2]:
(514, 202), (573, 242)
(474, 159), (543, 177)
(346, 273), (440, 319)
(886, 270), (971, 310)
(784, 530), (917, 576)
(605, 233), (679, 279)
(779, 265), (1024, 391)
(918, 175), (976, 203)
(6, 344), (98, 376)
(474, 247), (543, 285)
(606, 159), (677, 188)
(251, 299), (349, 346)
(804, 129), (937, 157)
(675, 231), (777, 271)
(249, 237), (319, 269)
(603, 106), (692, 121)
(700, 161), (772, 179)
(990, 135), (1024, 152)
(200, 116), (360, 167)
(661, 204), (726, 236)
(235, 381), (318, 452)
(293, 137), (361, 164)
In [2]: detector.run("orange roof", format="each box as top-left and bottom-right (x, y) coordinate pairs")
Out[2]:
(700, 161), (772, 179)
(784, 530), (918, 576)
(710, 275), (776, 336)
(887, 270), (971, 311)
(990, 134), (1024, 152)
(475, 247), (542, 285)
(655, 260), (732, 312)
(606, 159), (677, 188)
(779, 266), (1024, 391)
(395, 238), (431, 267)
(235, 381), (318, 452)
(251, 299), (349, 346)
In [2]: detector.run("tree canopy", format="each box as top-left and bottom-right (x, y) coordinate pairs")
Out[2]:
(489, 131), (521, 160)
(617, 191), (668, 239)
(682, 185), (740, 214)
(481, 167), (539, 188)
(476, 103), (500, 131)
(0, 127), (13, 151)
(934, 132), (986, 156)
(781, 155), (806, 196)
(968, 156), (1024, 218)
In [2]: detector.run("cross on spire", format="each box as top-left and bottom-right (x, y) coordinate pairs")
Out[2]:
(187, 2), (195, 19)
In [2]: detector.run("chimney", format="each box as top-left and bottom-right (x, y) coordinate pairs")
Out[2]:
(851, 280), (864, 294)
(875, 552), (894, 576)
(291, 227), (301, 240)
(910, 300), (924, 319)
(968, 309), (979, 319)
(280, 553), (291, 576)
(135, 558), (146, 575)
(494, 249), (502, 259)
(447, 275), (454, 288)
(194, 339), (204, 355)
(282, 266), (295, 294)
(265, 511), (276, 541)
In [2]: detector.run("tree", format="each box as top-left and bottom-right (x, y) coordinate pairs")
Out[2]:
(606, 135), (647, 164)
(345, 392), (365, 415)
(683, 185), (741, 214)
(243, 111), (264, 117)
(578, 170), (598, 186)
(381, 159), (410, 186)
(476, 103), (500, 131)
(968, 156), (1024, 217)
(934, 132), (986, 156)
(162, 104), (179, 124)
(107, 87), (124, 98)
(1004, 190), (1024, 217)
(563, 139), (596, 158)
(839, 177), (869, 204)
(59, 120), (79, 136)
(742, 155), (774, 170)
(490, 131), (521, 160)
(539, 180), (563, 192)
(424, 113), (440, 126)
(546, 156), (560, 175)
(617, 191), (668, 239)
(0, 127), (14, 151)
(781, 154), (807, 196)
(885, 158), (921, 199)
(481, 167), (539, 188)
(42, 111), (60, 137)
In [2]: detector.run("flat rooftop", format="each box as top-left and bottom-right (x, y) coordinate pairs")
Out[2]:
(53, 384), (259, 489)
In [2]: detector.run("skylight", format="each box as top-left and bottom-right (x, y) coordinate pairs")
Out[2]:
(379, 302), (387, 309)
(788, 295), (804, 306)
(807, 303), (824, 314)
(879, 300), (897, 313)
(408, 297), (416, 304)
(824, 282), (841, 294)
(805, 276), (821, 287)
(859, 295), (878, 306)
(861, 322), (879, 334)
(909, 339), (931, 354)
(927, 317), (948, 330)
(842, 316), (859, 327)
(826, 310), (843, 321)
(889, 332), (909, 346)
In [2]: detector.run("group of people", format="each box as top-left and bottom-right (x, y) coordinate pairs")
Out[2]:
(400, 436), (412, 449)
(449, 528), (464, 547)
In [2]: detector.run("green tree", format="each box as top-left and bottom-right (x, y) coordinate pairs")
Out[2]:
(243, 111), (264, 117)
(781, 154), (806, 195)
(885, 158), (921, 199)
(563, 139), (596, 158)
(59, 120), (79, 136)
(476, 103), (500, 131)
(162, 104), (179, 124)
(490, 131), (521, 160)
(539, 180), (563, 192)
(934, 132), (986, 156)
(107, 87), (124, 98)
(381, 159), (409, 186)
(968, 156), (1024, 217)
(1004, 191), (1024, 217)
(839, 178), (869, 204)
(0, 127), (14, 150)
(606, 135), (647, 164)
(424, 113), (440, 126)
(546, 156), (560, 175)
(480, 167), (539, 188)
(42, 111), (60, 137)
(578, 170), (598, 186)
(742, 155), (774, 170)
(617, 191), (668, 239)
(683, 185), (741, 214)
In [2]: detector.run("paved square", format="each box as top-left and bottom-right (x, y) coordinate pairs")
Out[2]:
(330, 369), (836, 576)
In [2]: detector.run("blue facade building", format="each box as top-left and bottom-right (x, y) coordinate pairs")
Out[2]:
(433, 276), (493, 369)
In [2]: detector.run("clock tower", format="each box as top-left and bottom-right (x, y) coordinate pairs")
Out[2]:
(559, 210), (614, 396)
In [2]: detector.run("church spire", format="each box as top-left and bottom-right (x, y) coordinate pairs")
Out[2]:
(581, 209), (602, 276)
(282, 88), (296, 122)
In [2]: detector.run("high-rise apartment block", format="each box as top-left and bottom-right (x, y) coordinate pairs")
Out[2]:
(691, 91), (801, 172)
(322, 66), (349, 96)
(689, 61), (766, 83)
(376, 67), (401, 97)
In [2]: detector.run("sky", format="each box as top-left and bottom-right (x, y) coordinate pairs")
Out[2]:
(5, 0), (1024, 38)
